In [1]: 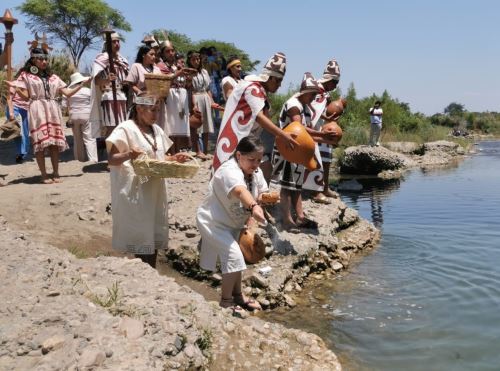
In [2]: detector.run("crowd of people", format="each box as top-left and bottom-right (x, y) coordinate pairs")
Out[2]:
(2, 32), (345, 313)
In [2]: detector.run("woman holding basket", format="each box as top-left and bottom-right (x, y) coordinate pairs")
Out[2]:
(106, 93), (189, 268)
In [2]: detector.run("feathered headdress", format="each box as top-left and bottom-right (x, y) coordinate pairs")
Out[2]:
(28, 32), (52, 56)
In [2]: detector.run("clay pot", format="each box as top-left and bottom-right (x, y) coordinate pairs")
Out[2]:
(321, 121), (343, 145)
(275, 121), (317, 170)
(326, 98), (347, 119)
(238, 227), (265, 264)
(189, 111), (202, 129)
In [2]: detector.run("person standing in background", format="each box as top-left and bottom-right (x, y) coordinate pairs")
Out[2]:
(369, 100), (383, 146)
(66, 72), (98, 163)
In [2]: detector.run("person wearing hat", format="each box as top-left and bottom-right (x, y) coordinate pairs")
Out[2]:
(89, 32), (129, 140)
(65, 72), (98, 163)
(10, 44), (89, 184)
(157, 38), (191, 153)
(271, 72), (323, 233)
(307, 59), (342, 203)
(213, 52), (298, 172)
(106, 93), (190, 268)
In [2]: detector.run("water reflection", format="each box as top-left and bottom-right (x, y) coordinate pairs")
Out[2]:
(337, 178), (401, 228)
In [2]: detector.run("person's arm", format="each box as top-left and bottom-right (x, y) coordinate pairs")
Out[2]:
(107, 144), (144, 166)
(230, 185), (266, 224)
(6, 81), (29, 101)
(60, 82), (85, 98)
(222, 82), (233, 100)
(255, 111), (299, 149)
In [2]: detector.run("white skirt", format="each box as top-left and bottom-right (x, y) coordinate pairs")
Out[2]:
(196, 208), (246, 274)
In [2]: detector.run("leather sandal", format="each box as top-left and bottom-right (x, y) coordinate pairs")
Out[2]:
(233, 294), (262, 311)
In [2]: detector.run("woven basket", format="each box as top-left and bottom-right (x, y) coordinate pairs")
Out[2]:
(144, 73), (172, 98)
(132, 155), (199, 179)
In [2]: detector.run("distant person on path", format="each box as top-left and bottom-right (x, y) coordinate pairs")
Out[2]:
(197, 136), (266, 312)
(65, 72), (98, 163)
(106, 93), (189, 268)
(369, 100), (383, 146)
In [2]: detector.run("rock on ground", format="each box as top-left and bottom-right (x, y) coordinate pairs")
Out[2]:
(0, 223), (342, 371)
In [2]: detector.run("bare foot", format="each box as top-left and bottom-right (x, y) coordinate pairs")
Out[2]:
(52, 174), (63, 183)
(42, 177), (54, 184)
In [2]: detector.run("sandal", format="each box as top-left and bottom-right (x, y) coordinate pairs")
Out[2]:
(296, 217), (318, 230)
(282, 223), (300, 234)
(312, 193), (331, 204)
(220, 298), (248, 317)
(233, 294), (262, 311)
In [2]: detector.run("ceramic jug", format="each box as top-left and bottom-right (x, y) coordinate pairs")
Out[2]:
(276, 121), (317, 170)
(321, 121), (343, 145)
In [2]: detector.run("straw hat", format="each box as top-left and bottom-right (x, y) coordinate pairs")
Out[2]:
(68, 72), (91, 88)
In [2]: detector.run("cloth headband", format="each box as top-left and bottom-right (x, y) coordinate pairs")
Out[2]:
(31, 53), (48, 58)
(134, 96), (157, 106)
(227, 59), (241, 70)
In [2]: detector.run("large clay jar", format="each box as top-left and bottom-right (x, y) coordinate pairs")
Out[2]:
(238, 227), (265, 264)
(189, 111), (202, 129)
(275, 121), (317, 170)
(326, 98), (347, 119)
(321, 121), (343, 145)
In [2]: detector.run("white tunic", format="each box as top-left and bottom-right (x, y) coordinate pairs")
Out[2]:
(106, 120), (173, 255)
(196, 158), (268, 273)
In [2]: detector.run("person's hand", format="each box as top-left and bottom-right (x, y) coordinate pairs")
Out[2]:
(251, 204), (266, 224)
(108, 72), (117, 82)
(172, 152), (190, 163)
(128, 147), (144, 160)
(5, 80), (16, 88)
(281, 132), (299, 150)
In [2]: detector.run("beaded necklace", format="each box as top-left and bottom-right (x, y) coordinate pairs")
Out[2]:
(138, 124), (158, 152)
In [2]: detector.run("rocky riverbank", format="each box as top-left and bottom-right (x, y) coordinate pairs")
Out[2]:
(0, 135), (469, 370)
(0, 218), (342, 370)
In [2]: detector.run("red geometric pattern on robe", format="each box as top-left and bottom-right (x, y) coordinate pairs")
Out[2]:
(213, 82), (266, 171)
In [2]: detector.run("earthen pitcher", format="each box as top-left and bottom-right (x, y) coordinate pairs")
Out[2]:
(239, 227), (265, 264)
(321, 121), (343, 145)
(276, 121), (317, 170)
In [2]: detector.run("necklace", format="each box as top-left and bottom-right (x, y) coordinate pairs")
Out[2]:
(138, 124), (158, 152)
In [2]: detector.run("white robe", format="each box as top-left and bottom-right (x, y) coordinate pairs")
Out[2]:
(106, 120), (173, 254)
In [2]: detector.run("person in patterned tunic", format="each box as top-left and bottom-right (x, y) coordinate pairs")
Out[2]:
(11, 45), (90, 184)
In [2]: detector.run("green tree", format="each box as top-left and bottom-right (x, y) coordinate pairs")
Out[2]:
(444, 102), (465, 116)
(18, 0), (131, 67)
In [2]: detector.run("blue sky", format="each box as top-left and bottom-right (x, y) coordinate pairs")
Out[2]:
(2, 0), (499, 114)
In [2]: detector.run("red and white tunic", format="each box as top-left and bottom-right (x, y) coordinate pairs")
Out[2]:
(17, 72), (68, 153)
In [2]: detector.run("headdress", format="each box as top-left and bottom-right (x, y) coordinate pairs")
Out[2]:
(134, 94), (158, 106)
(226, 59), (241, 70)
(159, 31), (174, 50)
(245, 52), (286, 83)
(142, 35), (159, 49)
(28, 33), (52, 57)
(318, 59), (341, 83)
(299, 72), (322, 95)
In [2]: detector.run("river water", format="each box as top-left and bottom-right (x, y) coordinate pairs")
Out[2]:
(265, 141), (500, 371)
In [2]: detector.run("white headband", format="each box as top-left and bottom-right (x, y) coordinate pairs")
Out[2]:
(134, 96), (157, 106)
